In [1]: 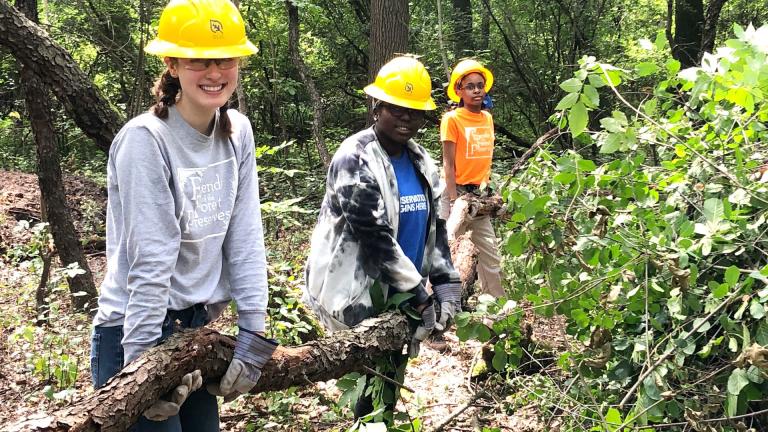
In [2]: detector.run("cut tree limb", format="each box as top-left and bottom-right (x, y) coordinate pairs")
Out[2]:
(5, 313), (410, 432)
(446, 194), (505, 300)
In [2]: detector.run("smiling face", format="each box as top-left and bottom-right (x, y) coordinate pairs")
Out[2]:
(456, 72), (486, 111)
(374, 102), (425, 151)
(165, 57), (239, 117)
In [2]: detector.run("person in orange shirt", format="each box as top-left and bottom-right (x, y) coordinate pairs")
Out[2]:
(440, 59), (505, 298)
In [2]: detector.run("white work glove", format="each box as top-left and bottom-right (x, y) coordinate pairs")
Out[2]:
(144, 369), (203, 422)
(408, 300), (436, 358)
(434, 283), (462, 332)
(207, 328), (278, 402)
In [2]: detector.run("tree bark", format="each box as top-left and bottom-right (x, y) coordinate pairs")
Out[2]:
(672, 0), (704, 68)
(7, 313), (412, 432)
(701, 0), (728, 56)
(16, 0), (98, 312)
(452, 0), (473, 57)
(0, 0), (121, 153)
(367, 0), (409, 124)
(286, 0), (331, 167)
(477, 0), (491, 52)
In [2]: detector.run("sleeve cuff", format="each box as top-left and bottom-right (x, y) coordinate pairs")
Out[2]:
(433, 282), (462, 303)
(237, 310), (266, 333)
(235, 327), (278, 368)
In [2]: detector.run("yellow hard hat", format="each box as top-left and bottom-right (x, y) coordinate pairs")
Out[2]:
(364, 56), (436, 111)
(447, 59), (494, 102)
(145, 0), (258, 58)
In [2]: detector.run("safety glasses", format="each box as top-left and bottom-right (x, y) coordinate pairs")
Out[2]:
(459, 82), (486, 92)
(181, 58), (239, 71)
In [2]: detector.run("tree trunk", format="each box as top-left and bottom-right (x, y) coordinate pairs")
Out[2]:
(367, 0), (409, 124)
(7, 313), (412, 432)
(452, 0), (473, 57)
(0, 0), (121, 153)
(126, 0), (148, 119)
(16, 0), (98, 313)
(286, 0), (331, 167)
(672, 0), (704, 68)
(477, 0), (490, 52)
(701, 0), (728, 56)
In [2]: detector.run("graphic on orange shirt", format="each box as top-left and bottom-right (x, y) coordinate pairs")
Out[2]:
(464, 126), (494, 160)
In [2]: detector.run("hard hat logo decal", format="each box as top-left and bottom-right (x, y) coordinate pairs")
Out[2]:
(404, 82), (413, 93)
(210, 19), (223, 33)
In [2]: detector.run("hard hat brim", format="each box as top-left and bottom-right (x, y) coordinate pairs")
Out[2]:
(145, 39), (259, 59)
(447, 65), (494, 103)
(364, 84), (437, 111)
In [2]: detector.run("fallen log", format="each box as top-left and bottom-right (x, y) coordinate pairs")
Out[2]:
(5, 313), (410, 432)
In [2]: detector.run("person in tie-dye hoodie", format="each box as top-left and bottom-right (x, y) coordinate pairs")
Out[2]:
(303, 56), (462, 421)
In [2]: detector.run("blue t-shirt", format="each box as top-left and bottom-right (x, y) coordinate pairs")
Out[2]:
(390, 150), (429, 270)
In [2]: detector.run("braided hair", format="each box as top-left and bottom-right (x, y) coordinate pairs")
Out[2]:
(150, 62), (233, 136)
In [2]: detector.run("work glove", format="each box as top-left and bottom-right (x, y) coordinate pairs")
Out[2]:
(408, 300), (436, 358)
(434, 282), (462, 332)
(207, 328), (278, 402)
(144, 369), (203, 422)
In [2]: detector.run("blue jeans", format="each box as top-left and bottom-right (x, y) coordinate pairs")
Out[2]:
(91, 305), (220, 432)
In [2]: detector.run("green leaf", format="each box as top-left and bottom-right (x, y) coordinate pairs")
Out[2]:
(666, 58), (681, 75)
(506, 231), (527, 256)
(750, 299), (765, 319)
(492, 350), (508, 371)
(636, 62), (659, 77)
(577, 159), (596, 172)
(568, 102), (588, 137)
(560, 77), (583, 93)
(728, 368), (750, 395)
(712, 283), (729, 299)
(588, 74), (606, 88)
(554, 172), (576, 184)
(556, 92), (579, 110)
(643, 374), (662, 400)
(454, 311), (471, 327)
(702, 198), (724, 223)
(600, 117), (625, 133)
(582, 84), (600, 107)
(605, 407), (623, 431)
(600, 134), (622, 154)
(725, 266), (741, 287)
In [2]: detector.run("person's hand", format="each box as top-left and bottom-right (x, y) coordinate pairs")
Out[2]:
(144, 370), (203, 421)
(408, 300), (436, 358)
(207, 328), (278, 402)
(434, 283), (462, 332)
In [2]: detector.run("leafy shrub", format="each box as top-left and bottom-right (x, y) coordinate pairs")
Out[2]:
(497, 24), (768, 429)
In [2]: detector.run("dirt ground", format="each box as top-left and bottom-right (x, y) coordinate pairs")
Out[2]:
(0, 169), (566, 431)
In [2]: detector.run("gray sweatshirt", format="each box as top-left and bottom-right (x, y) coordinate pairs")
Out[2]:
(93, 106), (268, 363)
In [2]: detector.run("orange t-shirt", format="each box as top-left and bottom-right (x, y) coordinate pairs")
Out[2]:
(440, 107), (495, 185)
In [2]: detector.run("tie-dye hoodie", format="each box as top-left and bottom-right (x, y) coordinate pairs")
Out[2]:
(304, 126), (460, 331)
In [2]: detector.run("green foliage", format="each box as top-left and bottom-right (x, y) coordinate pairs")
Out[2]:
(4, 221), (89, 397)
(455, 295), (524, 373)
(494, 25), (768, 427)
(266, 260), (319, 345)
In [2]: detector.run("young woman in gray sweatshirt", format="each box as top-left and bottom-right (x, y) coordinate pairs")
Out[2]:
(90, 0), (276, 430)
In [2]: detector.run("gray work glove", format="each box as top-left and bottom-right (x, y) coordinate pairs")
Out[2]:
(207, 328), (278, 402)
(144, 369), (203, 422)
(434, 282), (462, 332)
(408, 300), (436, 358)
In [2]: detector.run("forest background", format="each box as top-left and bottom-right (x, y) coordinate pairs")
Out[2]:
(1, 0), (768, 430)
